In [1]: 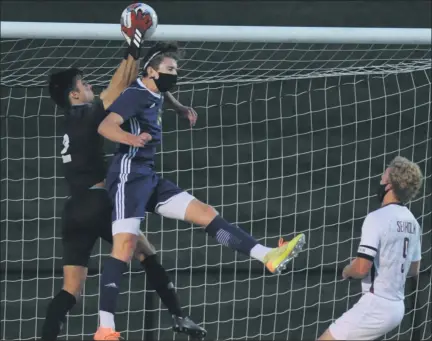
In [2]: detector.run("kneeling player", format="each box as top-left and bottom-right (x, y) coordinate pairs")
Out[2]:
(318, 156), (423, 340)
(41, 18), (205, 341)
(94, 42), (306, 340)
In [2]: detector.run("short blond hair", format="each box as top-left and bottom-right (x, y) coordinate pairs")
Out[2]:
(388, 156), (423, 203)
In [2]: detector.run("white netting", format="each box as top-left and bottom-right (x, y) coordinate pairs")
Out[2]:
(1, 40), (431, 86)
(1, 38), (431, 340)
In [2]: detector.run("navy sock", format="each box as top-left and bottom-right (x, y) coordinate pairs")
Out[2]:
(41, 289), (76, 340)
(99, 257), (128, 315)
(205, 215), (258, 256)
(141, 255), (183, 317)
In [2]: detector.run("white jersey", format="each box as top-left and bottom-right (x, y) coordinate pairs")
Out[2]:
(357, 203), (422, 301)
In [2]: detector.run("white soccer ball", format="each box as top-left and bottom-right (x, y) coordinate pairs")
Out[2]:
(120, 3), (158, 40)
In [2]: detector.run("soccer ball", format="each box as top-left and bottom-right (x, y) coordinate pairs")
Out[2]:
(120, 3), (158, 40)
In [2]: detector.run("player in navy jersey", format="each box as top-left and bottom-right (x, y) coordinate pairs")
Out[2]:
(41, 16), (205, 341)
(94, 42), (306, 339)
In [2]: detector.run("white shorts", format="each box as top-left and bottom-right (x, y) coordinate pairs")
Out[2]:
(112, 191), (195, 236)
(329, 292), (405, 340)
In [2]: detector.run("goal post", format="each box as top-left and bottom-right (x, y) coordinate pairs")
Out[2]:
(1, 22), (431, 341)
(1, 21), (431, 44)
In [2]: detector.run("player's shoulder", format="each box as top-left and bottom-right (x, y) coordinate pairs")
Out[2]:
(65, 98), (105, 125)
(123, 78), (162, 100)
(364, 203), (413, 231)
(368, 203), (406, 218)
(64, 103), (92, 119)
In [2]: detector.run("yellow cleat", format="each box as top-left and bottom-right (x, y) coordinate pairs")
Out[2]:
(264, 233), (306, 274)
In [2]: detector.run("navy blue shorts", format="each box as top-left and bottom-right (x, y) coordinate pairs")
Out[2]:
(105, 165), (183, 221)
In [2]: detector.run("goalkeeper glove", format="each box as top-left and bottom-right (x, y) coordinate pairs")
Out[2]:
(122, 9), (154, 60)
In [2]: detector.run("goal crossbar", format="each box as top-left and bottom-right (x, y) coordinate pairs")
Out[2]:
(1, 21), (431, 44)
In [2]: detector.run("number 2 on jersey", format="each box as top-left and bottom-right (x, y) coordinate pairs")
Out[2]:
(401, 237), (409, 273)
(61, 134), (72, 163)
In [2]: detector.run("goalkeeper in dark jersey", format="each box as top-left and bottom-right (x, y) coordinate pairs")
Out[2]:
(40, 14), (205, 341)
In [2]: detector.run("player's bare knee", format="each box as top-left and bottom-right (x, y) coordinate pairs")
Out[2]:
(111, 218), (141, 261)
(202, 203), (218, 221)
(62, 265), (87, 299)
(134, 242), (156, 262)
(135, 234), (156, 261)
(185, 199), (218, 227)
(112, 233), (138, 262)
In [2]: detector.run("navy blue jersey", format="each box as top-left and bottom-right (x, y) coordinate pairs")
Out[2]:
(107, 78), (163, 169)
(62, 98), (107, 196)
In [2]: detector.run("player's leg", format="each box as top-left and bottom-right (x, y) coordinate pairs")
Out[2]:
(41, 266), (88, 341)
(95, 172), (155, 340)
(133, 233), (206, 338)
(151, 179), (305, 274)
(41, 196), (97, 340)
(100, 217), (186, 325)
(95, 223), (138, 340)
(182, 198), (305, 273)
(96, 179), (197, 331)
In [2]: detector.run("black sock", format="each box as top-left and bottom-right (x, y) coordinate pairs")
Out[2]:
(41, 289), (76, 341)
(141, 255), (183, 317)
(99, 257), (128, 317)
(205, 215), (258, 256)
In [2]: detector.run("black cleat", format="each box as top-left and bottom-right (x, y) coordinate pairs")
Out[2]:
(172, 315), (207, 339)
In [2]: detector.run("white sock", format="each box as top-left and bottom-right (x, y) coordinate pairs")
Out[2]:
(250, 244), (272, 263)
(99, 310), (115, 329)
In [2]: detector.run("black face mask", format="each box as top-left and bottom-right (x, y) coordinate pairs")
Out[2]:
(376, 183), (390, 203)
(153, 72), (177, 93)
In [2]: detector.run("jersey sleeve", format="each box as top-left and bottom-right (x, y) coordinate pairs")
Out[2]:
(357, 213), (380, 261)
(107, 88), (148, 121)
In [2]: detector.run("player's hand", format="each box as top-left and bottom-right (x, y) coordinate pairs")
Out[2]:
(122, 10), (153, 45)
(177, 106), (198, 127)
(342, 264), (352, 280)
(121, 9), (153, 60)
(131, 9), (153, 35)
(128, 132), (152, 147)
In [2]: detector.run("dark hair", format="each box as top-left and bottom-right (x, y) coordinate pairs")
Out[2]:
(48, 68), (83, 108)
(142, 42), (185, 76)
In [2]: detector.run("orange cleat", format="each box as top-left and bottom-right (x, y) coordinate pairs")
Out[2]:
(93, 327), (121, 340)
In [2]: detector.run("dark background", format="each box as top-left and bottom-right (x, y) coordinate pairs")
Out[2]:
(1, 1), (431, 340)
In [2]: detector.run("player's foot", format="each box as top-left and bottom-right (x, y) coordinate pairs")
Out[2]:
(93, 327), (121, 340)
(264, 233), (306, 274)
(172, 315), (207, 339)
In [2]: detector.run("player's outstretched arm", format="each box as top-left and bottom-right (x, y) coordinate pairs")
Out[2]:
(165, 91), (197, 127)
(99, 9), (154, 110)
(100, 56), (139, 109)
(342, 214), (379, 280)
(342, 257), (372, 279)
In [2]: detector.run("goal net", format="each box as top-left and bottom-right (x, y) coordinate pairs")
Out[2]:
(1, 35), (431, 340)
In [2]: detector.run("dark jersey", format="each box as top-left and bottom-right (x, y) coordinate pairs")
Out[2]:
(61, 98), (107, 196)
(107, 78), (163, 170)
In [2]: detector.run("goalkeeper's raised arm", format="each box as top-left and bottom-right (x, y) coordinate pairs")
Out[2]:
(99, 14), (154, 110)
